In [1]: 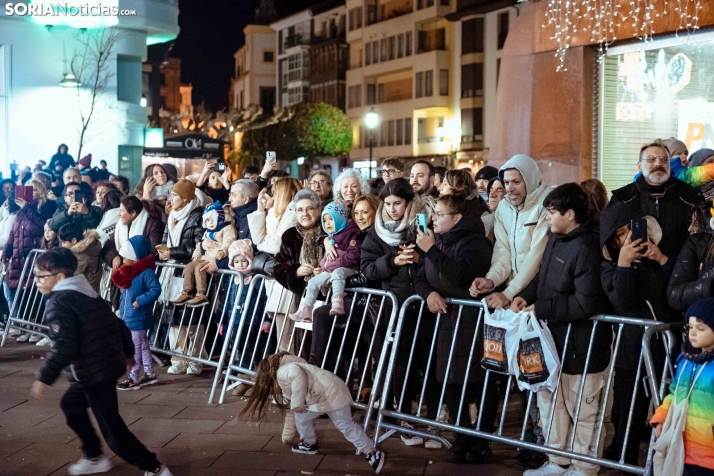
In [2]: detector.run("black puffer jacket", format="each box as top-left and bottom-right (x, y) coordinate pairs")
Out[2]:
(36, 275), (134, 388)
(667, 232), (714, 311)
(518, 222), (611, 375)
(415, 217), (493, 384)
(609, 176), (701, 260)
(274, 226), (327, 296)
(161, 207), (204, 264)
(361, 224), (418, 306)
(599, 202), (680, 370)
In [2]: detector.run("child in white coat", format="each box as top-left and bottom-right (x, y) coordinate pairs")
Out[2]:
(240, 352), (386, 473)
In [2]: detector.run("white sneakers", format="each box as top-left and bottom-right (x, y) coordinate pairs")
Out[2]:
(166, 364), (186, 375)
(36, 336), (52, 346)
(67, 456), (112, 475)
(29, 334), (42, 343)
(167, 363), (202, 375)
(561, 467), (588, 476)
(144, 464), (174, 476)
(186, 363), (203, 375)
(16, 333), (29, 342)
(524, 462), (571, 476)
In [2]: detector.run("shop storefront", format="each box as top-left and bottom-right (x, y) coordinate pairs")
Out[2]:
(143, 133), (226, 177)
(598, 32), (714, 193)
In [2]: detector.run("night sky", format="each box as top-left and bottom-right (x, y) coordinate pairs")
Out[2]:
(171, 0), (322, 112)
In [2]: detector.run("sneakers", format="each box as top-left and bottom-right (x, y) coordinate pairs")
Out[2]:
(67, 456), (112, 475)
(36, 336), (52, 346)
(289, 302), (313, 322)
(186, 363), (203, 375)
(231, 382), (252, 396)
(138, 374), (158, 386)
(173, 292), (193, 306)
(16, 333), (29, 343)
(167, 364), (186, 375)
(116, 377), (142, 391)
(425, 426), (442, 449)
(292, 440), (318, 455)
(524, 462), (568, 476)
(329, 293), (345, 316)
(399, 421), (424, 446)
(365, 449), (386, 474)
(187, 293), (209, 308)
(29, 333), (42, 343)
(561, 467), (587, 476)
(144, 463), (174, 476)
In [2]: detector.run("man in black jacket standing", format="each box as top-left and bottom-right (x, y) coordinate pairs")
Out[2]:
(609, 139), (702, 261)
(30, 248), (172, 476)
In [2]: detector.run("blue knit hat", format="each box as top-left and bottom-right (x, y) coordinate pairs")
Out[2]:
(686, 298), (714, 331)
(322, 200), (349, 243)
(119, 235), (151, 261)
(203, 200), (226, 231)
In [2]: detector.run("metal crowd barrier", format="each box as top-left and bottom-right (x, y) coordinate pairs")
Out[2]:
(1, 249), (47, 346)
(371, 295), (679, 476)
(212, 274), (399, 432)
(151, 262), (246, 403)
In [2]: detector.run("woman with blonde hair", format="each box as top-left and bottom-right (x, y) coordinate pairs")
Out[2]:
(248, 177), (301, 256)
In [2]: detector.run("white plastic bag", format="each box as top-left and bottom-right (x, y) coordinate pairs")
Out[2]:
(514, 312), (561, 393)
(480, 299), (523, 375)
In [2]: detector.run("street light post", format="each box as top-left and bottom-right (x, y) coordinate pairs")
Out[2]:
(364, 108), (379, 180)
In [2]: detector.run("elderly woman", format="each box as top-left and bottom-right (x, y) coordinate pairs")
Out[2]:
(333, 168), (370, 205)
(361, 178), (441, 448)
(91, 180), (117, 207)
(272, 189), (326, 352)
(156, 180), (206, 376)
(438, 169), (488, 236)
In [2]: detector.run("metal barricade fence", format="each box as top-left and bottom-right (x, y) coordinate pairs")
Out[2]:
(372, 295), (679, 476)
(151, 262), (245, 403)
(212, 274), (399, 432)
(1, 249), (47, 346)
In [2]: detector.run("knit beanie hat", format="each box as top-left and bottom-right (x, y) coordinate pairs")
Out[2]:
(322, 200), (349, 242)
(662, 137), (688, 157)
(475, 165), (499, 182)
(228, 239), (254, 271)
(202, 200), (226, 230)
(685, 298), (714, 332)
(689, 148), (714, 168)
(78, 154), (92, 168)
(171, 179), (196, 201)
(119, 235), (151, 261)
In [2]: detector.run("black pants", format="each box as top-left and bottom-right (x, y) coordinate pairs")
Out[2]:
(611, 366), (652, 465)
(444, 380), (500, 450)
(61, 381), (160, 472)
(684, 465), (714, 476)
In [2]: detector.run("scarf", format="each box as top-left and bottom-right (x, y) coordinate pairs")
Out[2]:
(151, 180), (175, 201)
(373, 196), (422, 246)
(111, 255), (157, 289)
(296, 222), (324, 269)
(167, 198), (201, 248)
(115, 208), (149, 252)
(682, 340), (714, 364)
(96, 209), (119, 246)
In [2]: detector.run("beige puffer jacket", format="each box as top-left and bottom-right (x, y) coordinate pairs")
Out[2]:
(276, 354), (353, 413)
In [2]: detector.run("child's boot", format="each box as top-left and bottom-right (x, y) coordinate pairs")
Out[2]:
(289, 302), (313, 322)
(173, 291), (193, 306)
(187, 293), (209, 308)
(329, 293), (345, 316)
(282, 411), (298, 445)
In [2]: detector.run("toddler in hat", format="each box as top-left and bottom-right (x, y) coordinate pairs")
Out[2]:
(174, 200), (237, 308)
(650, 298), (714, 476)
(289, 200), (362, 322)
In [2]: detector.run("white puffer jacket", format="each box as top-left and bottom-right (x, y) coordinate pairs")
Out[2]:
(486, 154), (550, 301)
(247, 204), (296, 255)
(276, 354), (353, 413)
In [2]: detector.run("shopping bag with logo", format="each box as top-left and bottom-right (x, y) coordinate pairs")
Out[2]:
(158, 266), (184, 303)
(515, 312), (561, 392)
(480, 299), (523, 375)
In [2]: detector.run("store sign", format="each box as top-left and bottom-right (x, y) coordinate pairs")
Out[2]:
(678, 101), (714, 151)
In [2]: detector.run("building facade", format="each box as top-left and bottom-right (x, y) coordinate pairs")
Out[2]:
(309, 6), (348, 110)
(0, 0), (180, 184)
(230, 23), (278, 113)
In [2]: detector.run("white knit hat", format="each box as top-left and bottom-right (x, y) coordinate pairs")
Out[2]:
(118, 241), (137, 261)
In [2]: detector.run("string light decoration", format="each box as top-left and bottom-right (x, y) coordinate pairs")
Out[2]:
(543, 0), (702, 71)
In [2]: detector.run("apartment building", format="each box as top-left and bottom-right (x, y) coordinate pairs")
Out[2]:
(230, 0), (278, 113)
(345, 0), (514, 174)
(271, 1), (347, 109)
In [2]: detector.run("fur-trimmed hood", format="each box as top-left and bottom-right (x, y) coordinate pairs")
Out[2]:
(70, 230), (101, 254)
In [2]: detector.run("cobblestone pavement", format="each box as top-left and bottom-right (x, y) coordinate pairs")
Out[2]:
(0, 341), (627, 476)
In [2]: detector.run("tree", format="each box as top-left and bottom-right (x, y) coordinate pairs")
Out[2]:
(69, 27), (122, 159)
(288, 102), (352, 158)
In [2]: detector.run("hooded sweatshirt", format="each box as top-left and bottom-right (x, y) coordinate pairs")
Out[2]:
(36, 274), (134, 388)
(111, 235), (161, 331)
(486, 154), (550, 301)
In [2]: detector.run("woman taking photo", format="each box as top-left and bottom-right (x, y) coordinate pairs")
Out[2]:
(196, 160), (229, 204)
(138, 163), (176, 202)
(361, 178), (440, 448)
(415, 194), (497, 463)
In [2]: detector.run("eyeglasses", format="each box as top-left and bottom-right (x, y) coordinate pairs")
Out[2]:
(309, 180), (328, 187)
(433, 212), (456, 219)
(296, 206), (318, 215)
(382, 169), (401, 177)
(34, 272), (58, 283)
(63, 191), (75, 197)
(641, 156), (669, 164)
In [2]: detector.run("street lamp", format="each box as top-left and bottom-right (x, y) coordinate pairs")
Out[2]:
(364, 108), (379, 180)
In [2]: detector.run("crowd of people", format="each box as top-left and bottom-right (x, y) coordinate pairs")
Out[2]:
(2, 137), (714, 476)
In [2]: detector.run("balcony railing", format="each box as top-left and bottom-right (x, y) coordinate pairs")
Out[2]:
(284, 34), (310, 50)
(366, 0), (413, 26)
(417, 29), (446, 54)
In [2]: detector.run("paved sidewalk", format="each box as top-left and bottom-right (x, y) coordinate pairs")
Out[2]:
(0, 341), (620, 476)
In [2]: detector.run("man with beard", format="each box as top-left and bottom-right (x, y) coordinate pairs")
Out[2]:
(609, 139), (702, 261)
